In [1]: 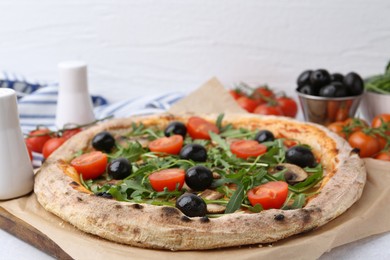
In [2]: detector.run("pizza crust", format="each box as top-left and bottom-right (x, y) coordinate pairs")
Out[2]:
(34, 114), (366, 250)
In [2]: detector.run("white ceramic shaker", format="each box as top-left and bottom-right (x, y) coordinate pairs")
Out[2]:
(55, 61), (95, 129)
(0, 88), (34, 200)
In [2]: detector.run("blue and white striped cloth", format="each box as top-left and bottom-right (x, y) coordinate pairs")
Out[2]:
(1, 72), (185, 165)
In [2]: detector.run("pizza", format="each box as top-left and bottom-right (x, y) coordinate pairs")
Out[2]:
(34, 113), (366, 250)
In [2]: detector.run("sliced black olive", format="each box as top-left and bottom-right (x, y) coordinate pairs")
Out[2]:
(254, 130), (275, 143)
(176, 193), (207, 217)
(343, 72), (364, 96)
(297, 70), (313, 88)
(319, 82), (348, 97)
(164, 121), (187, 138)
(310, 69), (331, 89)
(330, 73), (344, 83)
(179, 144), (207, 162)
(107, 158), (132, 180)
(92, 131), (116, 152)
(185, 166), (213, 191)
(285, 146), (316, 168)
(96, 192), (113, 199)
(298, 85), (317, 96)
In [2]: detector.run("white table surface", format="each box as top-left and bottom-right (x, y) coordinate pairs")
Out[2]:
(1, 227), (390, 259)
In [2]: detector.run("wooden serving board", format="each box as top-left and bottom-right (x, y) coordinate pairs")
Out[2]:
(0, 207), (72, 259)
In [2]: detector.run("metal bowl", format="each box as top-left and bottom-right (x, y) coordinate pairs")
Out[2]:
(296, 91), (363, 126)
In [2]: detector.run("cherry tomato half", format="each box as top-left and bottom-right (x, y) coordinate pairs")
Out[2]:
(247, 181), (288, 210)
(277, 97), (298, 118)
(148, 168), (185, 192)
(25, 128), (52, 153)
(253, 103), (284, 116)
(148, 135), (183, 155)
(230, 140), (267, 159)
(70, 151), (108, 180)
(187, 116), (219, 140)
(42, 137), (66, 159)
(236, 96), (259, 113)
(348, 131), (380, 158)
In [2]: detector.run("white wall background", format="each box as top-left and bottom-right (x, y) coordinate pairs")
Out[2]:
(0, 0), (389, 103)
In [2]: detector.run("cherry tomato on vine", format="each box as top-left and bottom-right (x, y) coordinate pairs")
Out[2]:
(229, 90), (243, 100)
(327, 122), (347, 139)
(374, 151), (390, 161)
(42, 137), (66, 159)
(247, 181), (288, 210)
(251, 86), (275, 101)
(62, 128), (82, 139)
(348, 131), (380, 158)
(372, 114), (390, 128)
(277, 97), (298, 118)
(253, 103), (284, 116)
(230, 140), (267, 159)
(70, 151), (108, 180)
(148, 168), (185, 192)
(187, 116), (219, 140)
(343, 118), (368, 133)
(25, 128), (52, 153)
(236, 96), (259, 113)
(148, 135), (183, 155)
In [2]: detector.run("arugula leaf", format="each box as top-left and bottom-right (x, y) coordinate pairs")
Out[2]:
(209, 131), (230, 152)
(224, 184), (245, 214)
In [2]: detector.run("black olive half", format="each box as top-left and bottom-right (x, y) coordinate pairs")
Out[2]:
(164, 121), (187, 138)
(179, 144), (207, 162)
(254, 130), (275, 143)
(285, 146), (316, 168)
(176, 193), (207, 217)
(107, 158), (132, 180)
(310, 69), (331, 89)
(297, 70), (313, 88)
(92, 131), (116, 152)
(185, 166), (213, 191)
(343, 72), (364, 96)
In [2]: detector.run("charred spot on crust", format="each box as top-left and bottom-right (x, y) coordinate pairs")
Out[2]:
(274, 214), (285, 221)
(77, 197), (83, 202)
(96, 192), (113, 199)
(351, 147), (360, 155)
(70, 181), (80, 187)
(115, 204), (122, 209)
(132, 203), (143, 210)
(133, 227), (141, 235)
(200, 216), (210, 223)
(301, 209), (311, 223)
(181, 216), (191, 222)
(161, 206), (181, 217)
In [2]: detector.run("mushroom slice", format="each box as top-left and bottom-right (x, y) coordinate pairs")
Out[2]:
(207, 203), (226, 214)
(271, 163), (308, 185)
(199, 189), (224, 200)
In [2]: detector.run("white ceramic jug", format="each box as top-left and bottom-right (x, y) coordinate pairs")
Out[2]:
(0, 88), (34, 200)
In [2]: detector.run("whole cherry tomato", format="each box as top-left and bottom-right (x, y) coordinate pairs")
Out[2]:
(251, 86), (275, 102)
(236, 96), (259, 113)
(148, 135), (183, 155)
(25, 128), (52, 153)
(70, 151), (108, 180)
(277, 97), (298, 118)
(343, 118), (369, 133)
(148, 168), (185, 192)
(253, 103), (284, 116)
(247, 181), (288, 210)
(42, 137), (67, 159)
(187, 116), (219, 140)
(62, 128), (82, 139)
(372, 114), (390, 128)
(348, 131), (380, 158)
(327, 122), (347, 139)
(229, 90), (243, 100)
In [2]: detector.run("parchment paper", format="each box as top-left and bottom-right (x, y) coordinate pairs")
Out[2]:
(1, 78), (390, 260)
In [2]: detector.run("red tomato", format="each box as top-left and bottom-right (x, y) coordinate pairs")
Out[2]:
(251, 86), (275, 102)
(277, 97), (298, 118)
(253, 103), (284, 116)
(62, 128), (82, 139)
(374, 151), (390, 161)
(247, 181), (288, 210)
(327, 122), (347, 139)
(148, 135), (183, 155)
(42, 137), (66, 159)
(375, 134), (388, 150)
(187, 116), (219, 140)
(230, 140), (267, 159)
(70, 151), (108, 179)
(348, 131), (380, 158)
(372, 114), (390, 128)
(229, 90), (243, 100)
(148, 168), (185, 192)
(25, 128), (52, 153)
(236, 96), (259, 113)
(343, 118), (369, 132)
